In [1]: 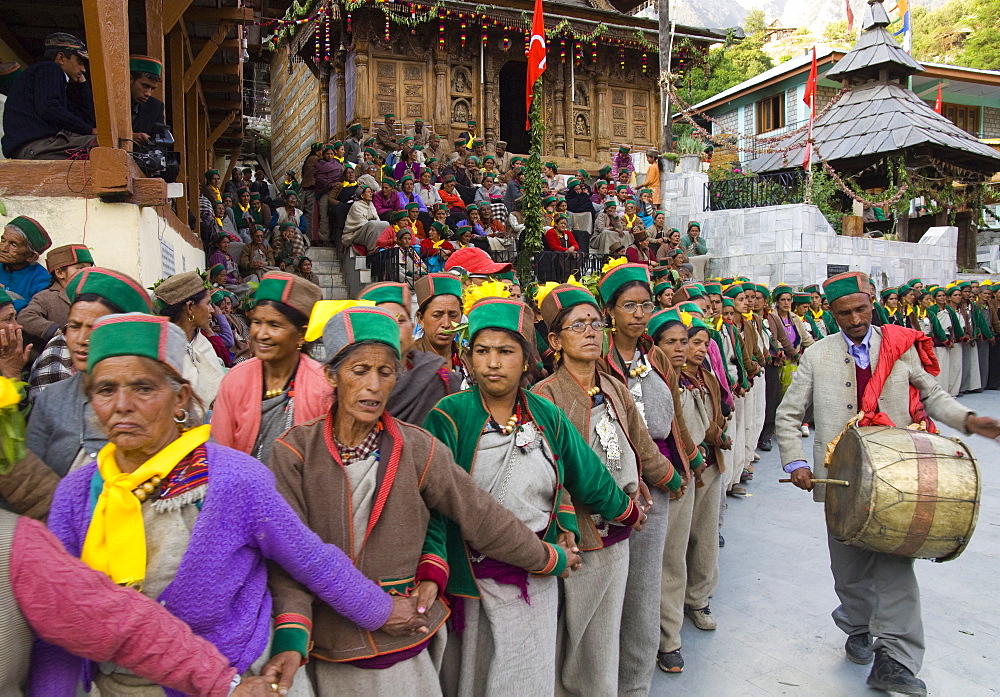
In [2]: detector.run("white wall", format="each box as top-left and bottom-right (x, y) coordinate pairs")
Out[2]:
(1, 196), (204, 287)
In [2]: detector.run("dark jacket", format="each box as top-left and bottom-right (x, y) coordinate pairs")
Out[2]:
(131, 96), (165, 136)
(2, 61), (95, 156)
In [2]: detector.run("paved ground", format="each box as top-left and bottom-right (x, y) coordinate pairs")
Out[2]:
(650, 391), (1000, 697)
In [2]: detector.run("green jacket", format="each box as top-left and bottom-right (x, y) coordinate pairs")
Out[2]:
(973, 302), (994, 341)
(423, 386), (637, 598)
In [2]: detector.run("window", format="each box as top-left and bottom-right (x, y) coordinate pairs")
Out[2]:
(942, 103), (980, 136)
(755, 94), (786, 134)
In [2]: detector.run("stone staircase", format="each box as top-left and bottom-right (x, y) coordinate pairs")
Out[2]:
(309, 246), (350, 300)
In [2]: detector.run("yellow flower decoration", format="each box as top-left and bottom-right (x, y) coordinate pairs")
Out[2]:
(679, 310), (694, 327)
(601, 257), (628, 275)
(565, 274), (586, 288)
(305, 299), (376, 342)
(0, 376), (21, 410)
(463, 280), (510, 315)
(533, 281), (561, 310)
(0, 377), (27, 475)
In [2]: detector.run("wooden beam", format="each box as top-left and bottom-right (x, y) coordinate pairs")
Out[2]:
(185, 54), (201, 221)
(183, 21), (233, 92)
(162, 0), (196, 35)
(221, 147), (242, 188)
(82, 0), (132, 151)
(201, 63), (241, 77)
(183, 6), (254, 23)
(145, 0), (164, 64)
(191, 38), (240, 50)
(0, 20), (32, 64)
(207, 110), (238, 148)
(206, 100), (243, 111)
(168, 27), (188, 219)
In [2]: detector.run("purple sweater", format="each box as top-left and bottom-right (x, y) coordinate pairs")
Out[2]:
(35, 443), (392, 696)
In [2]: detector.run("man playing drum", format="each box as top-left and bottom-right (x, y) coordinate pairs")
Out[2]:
(776, 271), (1000, 696)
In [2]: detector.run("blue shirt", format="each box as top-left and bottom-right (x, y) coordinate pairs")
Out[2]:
(0, 262), (51, 311)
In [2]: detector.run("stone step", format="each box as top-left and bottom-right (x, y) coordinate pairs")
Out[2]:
(308, 246), (340, 262)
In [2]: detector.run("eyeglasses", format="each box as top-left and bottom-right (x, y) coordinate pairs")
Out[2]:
(560, 319), (607, 334)
(617, 301), (655, 314)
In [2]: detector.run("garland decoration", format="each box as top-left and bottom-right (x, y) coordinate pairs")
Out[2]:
(520, 75), (545, 285)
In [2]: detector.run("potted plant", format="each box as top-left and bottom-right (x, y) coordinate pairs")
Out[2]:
(676, 135), (704, 173)
(663, 152), (679, 173)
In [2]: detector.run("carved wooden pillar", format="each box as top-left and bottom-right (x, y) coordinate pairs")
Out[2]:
(595, 74), (610, 157)
(553, 62), (566, 157)
(563, 63), (574, 159)
(320, 64), (332, 138)
(433, 50), (449, 133)
(483, 49), (496, 147)
(354, 38), (370, 127)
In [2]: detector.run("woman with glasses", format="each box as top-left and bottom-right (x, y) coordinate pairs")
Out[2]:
(531, 283), (682, 696)
(597, 261), (701, 691)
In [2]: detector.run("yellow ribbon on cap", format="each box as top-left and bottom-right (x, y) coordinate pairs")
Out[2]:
(305, 300), (376, 342)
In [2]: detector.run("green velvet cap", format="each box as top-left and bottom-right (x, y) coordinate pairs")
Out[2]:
(567, 178), (581, 187)
(822, 271), (872, 304)
(414, 273), (462, 307)
(880, 287), (898, 301)
(741, 281), (756, 293)
(0, 287), (12, 307)
(688, 221), (701, 229)
(703, 282), (722, 296)
(722, 297), (735, 308)
(803, 284), (821, 295)
(205, 169), (219, 178)
(390, 211), (408, 223)
(651, 265), (671, 279)
(404, 202), (420, 211)
(908, 278), (922, 286)
(468, 297), (533, 344)
(653, 280), (673, 296)
(87, 313), (187, 375)
(598, 165), (612, 175)
(496, 271), (516, 283)
(957, 281), (971, 289)
(129, 55), (163, 77)
(755, 284), (770, 301)
(678, 302), (703, 315)
(209, 264), (225, 278)
(793, 293), (812, 304)
(647, 307), (682, 339)
(604, 201), (618, 210)
(358, 282), (407, 308)
(66, 267), (153, 313)
(723, 285), (745, 299)
(598, 263), (650, 304)
(5, 216), (51, 253)
(323, 306), (401, 359)
(539, 285), (599, 328)
(772, 285), (794, 301)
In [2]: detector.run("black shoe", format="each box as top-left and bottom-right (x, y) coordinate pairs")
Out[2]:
(657, 649), (684, 673)
(866, 649), (926, 695)
(719, 533), (726, 548)
(758, 438), (772, 451)
(845, 632), (873, 665)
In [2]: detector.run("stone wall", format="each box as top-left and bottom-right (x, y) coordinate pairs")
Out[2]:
(983, 106), (1000, 138)
(270, 44), (322, 181)
(714, 109), (739, 137)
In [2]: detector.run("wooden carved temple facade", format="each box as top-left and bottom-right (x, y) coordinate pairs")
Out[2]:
(268, 0), (727, 176)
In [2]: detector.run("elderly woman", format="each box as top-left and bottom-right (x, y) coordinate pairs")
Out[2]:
(153, 271), (228, 407)
(651, 310), (730, 673)
(424, 295), (644, 696)
(343, 184), (391, 253)
(212, 272), (328, 464)
(36, 313), (426, 696)
(595, 263), (699, 689)
(264, 304), (575, 695)
(531, 284), (682, 697)
(931, 286), (962, 396)
(25, 269), (154, 481)
(419, 222), (454, 273)
(357, 281), (459, 424)
(680, 221), (708, 256)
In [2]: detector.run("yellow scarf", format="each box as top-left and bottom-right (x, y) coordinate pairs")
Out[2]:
(712, 315), (724, 331)
(214, 216), (224, 227)
(913, 306), (927, 320)
(238, 202), (250, 213)
(624, 213), (638, 228)
(333, 155), (345, 163)
(810, 308), (825, 319)
(81, 425), (212, 587)
(432, 239), (445, 248)
(742, 312), (754, 321)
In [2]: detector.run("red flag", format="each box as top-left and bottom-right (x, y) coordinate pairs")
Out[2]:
(934, 82), (942, 113)
(846, 0), (855, 30)
(803, 46), (817, 169)
(526, 0), (547, 129)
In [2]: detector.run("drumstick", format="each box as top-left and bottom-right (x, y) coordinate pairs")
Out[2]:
(778, 478), (850, 486)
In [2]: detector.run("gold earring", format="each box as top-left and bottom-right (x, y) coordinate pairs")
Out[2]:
(611, 317), (617, 333)
(553, 350), (561, 363)
(188, 314), (195, 322)
(522, 365), (528, 373)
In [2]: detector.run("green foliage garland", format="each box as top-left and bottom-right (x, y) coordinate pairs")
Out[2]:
(520, 77), (544, 285)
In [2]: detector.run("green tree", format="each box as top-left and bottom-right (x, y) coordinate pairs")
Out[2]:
(959, 0), (1000, 68)
(911, 0), (974, 63)
(823, 19), (855, 47)
(683, 8), (774, 105)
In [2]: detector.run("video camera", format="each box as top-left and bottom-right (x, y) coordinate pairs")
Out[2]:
(131, 122), (180, 182)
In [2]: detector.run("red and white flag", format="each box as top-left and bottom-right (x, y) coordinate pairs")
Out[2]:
(802, 46), (818, 170)
(934, 82), (943, 114)
(846, 0), (855, 31)
(526, 0), (547, 129)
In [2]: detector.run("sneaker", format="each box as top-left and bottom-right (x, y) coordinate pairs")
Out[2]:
(845, 632), (874, 665)
(657, 649), (684, 673)
(685, 605), (717, 631)
(727, 485), (747, 497)
(719, 533), (725, 548)
(800, 424), (810, 437)
(758, 438), (772, 451)
(866, 649), (926, 695)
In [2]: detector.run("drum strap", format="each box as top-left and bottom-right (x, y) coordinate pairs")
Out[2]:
(859, 325), (938, 434)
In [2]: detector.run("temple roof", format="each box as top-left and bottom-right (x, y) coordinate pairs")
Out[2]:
(826, 0), (923, 82)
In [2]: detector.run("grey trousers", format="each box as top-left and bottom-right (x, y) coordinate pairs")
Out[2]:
(12, 130), (96, 159)
(618, 486), (670, 697)
(827, 533), (925, 675)
(557, 539), (629, 697)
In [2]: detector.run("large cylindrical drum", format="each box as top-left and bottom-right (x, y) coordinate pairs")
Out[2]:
(826, 425), (980, 562)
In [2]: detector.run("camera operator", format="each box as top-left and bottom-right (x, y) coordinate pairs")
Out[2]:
(129, 55), (164, 146)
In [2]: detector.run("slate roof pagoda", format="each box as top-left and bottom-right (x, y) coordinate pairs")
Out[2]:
(749, 0), (1000, 177)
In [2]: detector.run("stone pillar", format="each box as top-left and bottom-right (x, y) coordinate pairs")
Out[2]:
(595, 74), (610, 158)
(354, 38), (370, 127)
(433, 50), (449, 134)
(553, 62), (566, 157)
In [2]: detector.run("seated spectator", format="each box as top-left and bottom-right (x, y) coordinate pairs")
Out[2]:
(453, 225), (475, 249)
(293, 256), (320, 285)
(420, 221), (454, 273)
(504, 170), (524, 213)
(681, 221), (708, 256)
(373, 178), (402, 221)
(474, 174), (504, 206)
(637, 189), (656, 228)
(224, 168), (244, 200)
(416, 169), (441, 207)
(17, 244), (94, 348)
(621, 199), (646, 237)
(405, 202), (426, 239)
(615, 182), (634, 204)
(590, 180), (611, 210)
(233, 188), (254, 242)
(208, 235), (241, 284)
(128, 55), (164, 145)
(1, 33), (96, 159)
(591, 203), (630, 256)
(625, 230), (652, 265)
(210, 201), (239, 242)
(465, 156), (483, 186)
(240, 225), (277, 280)
(0, 217), (53, 311)
(645, 211), (668, 253)
(202, 168), (223, 203)
(280, 169), (302, 199)
(612, 145), (635, 183)
(656, 227), (682, 263)
(271, 190), (307, 244)
(247, 192), (272, 230)
(342, 184), (390, 253)
(439, 175), (467, 212)
(273, 222), (309, 269)
(544, 214), (578, 253)
(543, 162), (568, 193)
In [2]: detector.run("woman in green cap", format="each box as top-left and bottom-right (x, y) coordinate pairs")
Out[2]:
(881, 287), (907, 326)
(932, 285), (963, 396)
(423, 294), (643, 697)
(532, 283), (682, 697)
(212, 272), (327, 465)
(679, 221), (707, 257)
(412, 272), (465, 379)
(419, 222), (454, 273)
(263, 303), (576, 695)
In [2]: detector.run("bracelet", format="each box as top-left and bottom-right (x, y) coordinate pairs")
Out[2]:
(227, 672), (242, 696)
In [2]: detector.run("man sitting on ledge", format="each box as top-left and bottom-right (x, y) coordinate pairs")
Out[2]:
(1, 33), (97, 160)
